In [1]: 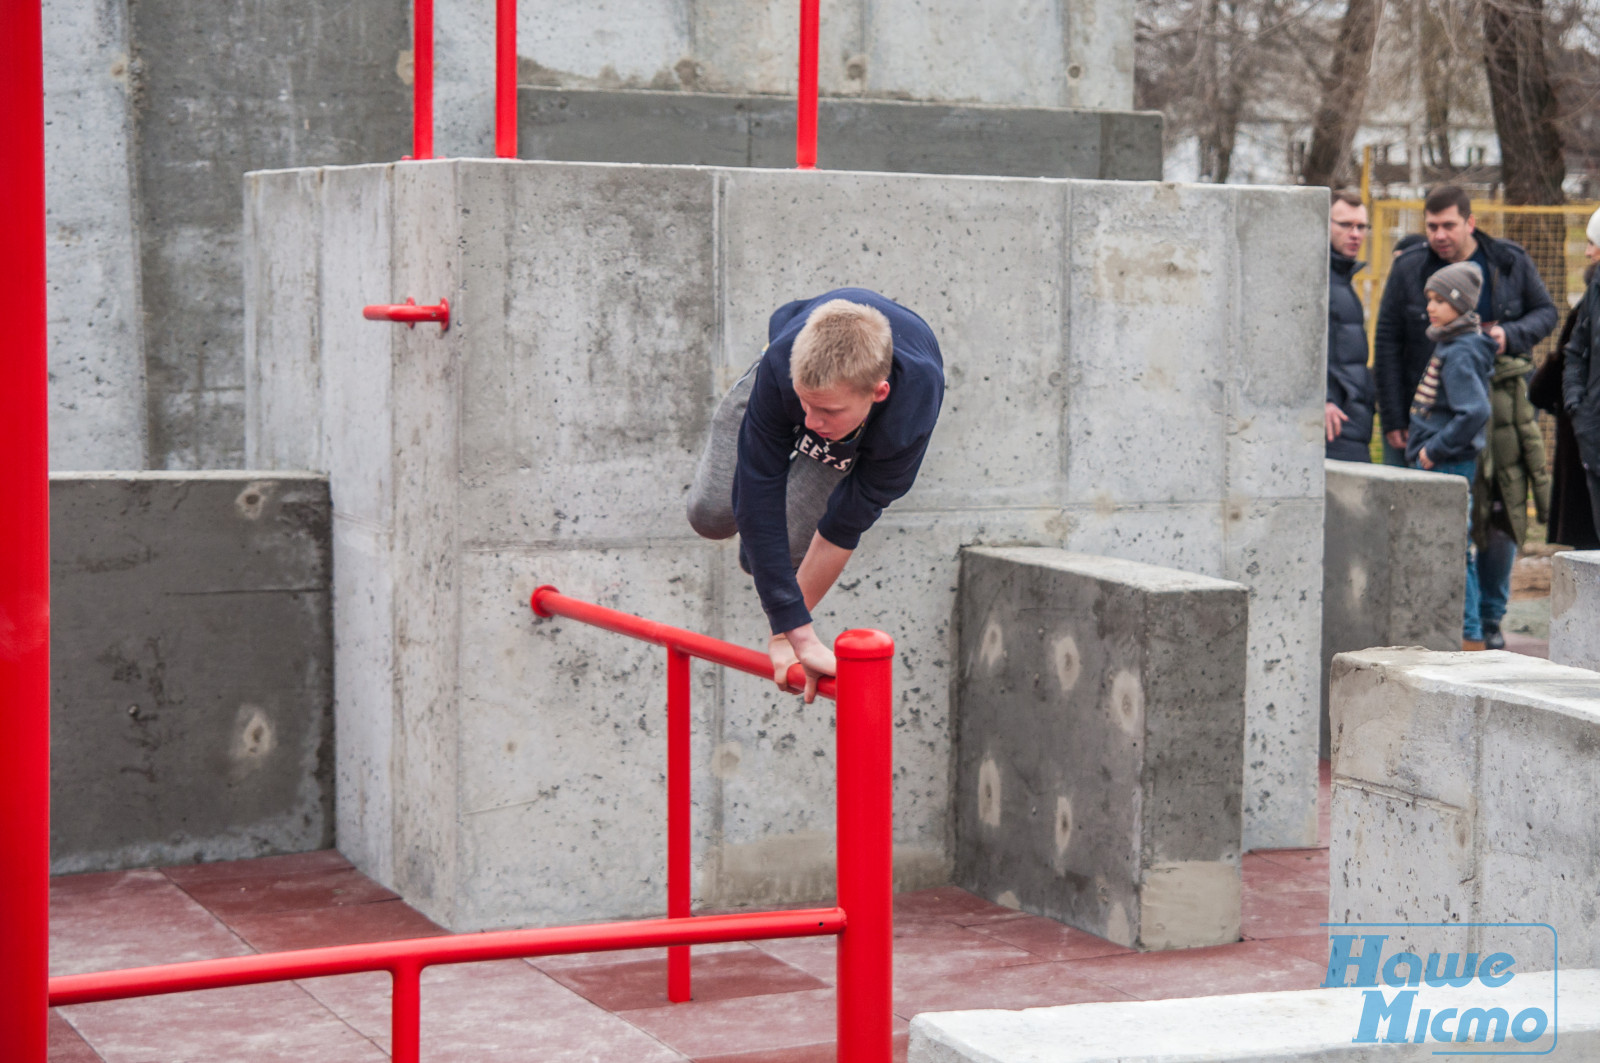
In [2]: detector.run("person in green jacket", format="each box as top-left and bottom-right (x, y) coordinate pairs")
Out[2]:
(1472, 352), (1551, 648)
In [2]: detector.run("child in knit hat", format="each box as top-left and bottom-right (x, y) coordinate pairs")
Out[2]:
(1407, 259), (1496, 647)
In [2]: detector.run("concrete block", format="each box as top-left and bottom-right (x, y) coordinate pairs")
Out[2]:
(1329, 648), (1600, 971)
(954, 548), (1247, 950)
(245, 160), (1327, 930)
(49, 472), (333, 873)
(1550, 550), (1600, 672)
(907, 969), (1597, 1062)
(518, 88), (1163, 181)
(1322, 461), (1467, 754)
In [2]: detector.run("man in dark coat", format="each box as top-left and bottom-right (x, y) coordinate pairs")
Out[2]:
(1374, 185), (1558, 467)
(1326, 190), (1374, 461)
(1562, 208), (1600, 538)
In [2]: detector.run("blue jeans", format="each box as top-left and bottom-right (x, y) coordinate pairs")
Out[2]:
(1415, 457), (1481, 640)
(1382, 437), (1408, 468)
(1477, 525), (1516, 629)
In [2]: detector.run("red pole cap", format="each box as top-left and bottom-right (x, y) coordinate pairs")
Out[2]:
(530, 585), (560, 618)
(833, 629), (893, 661)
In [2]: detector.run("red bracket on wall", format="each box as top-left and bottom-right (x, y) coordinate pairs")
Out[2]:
(362, 297), (450, 331)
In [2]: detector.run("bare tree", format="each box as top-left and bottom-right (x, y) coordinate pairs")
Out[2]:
(1302, 0), (1386, 186)
(1483, 0), (1566, 204)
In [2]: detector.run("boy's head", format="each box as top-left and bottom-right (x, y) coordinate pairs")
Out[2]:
(1424, 260), (1482, 327)
(791, 299), (893, 440)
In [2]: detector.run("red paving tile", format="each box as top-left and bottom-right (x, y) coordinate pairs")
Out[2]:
(224, 897), (448, 952)
(1254, 847), (1331, 880)
(894, 959), (1134, 1017)
(1240, 889), (1328, 941)
(1061, 938), (1328, 1000)
(892, 886), (1007, 921)
(298, 960), (686, 1062)
(161, 848), (355, 886)
(48, 868), (171, 900)
(532, 941), (749, 972)
(964, 915), (1134, 962)
(1241, 852), (1325, 894)
(1261, 933), (1337, 967)
(48, 1009), (103, 1063)
(547, 945), (827, 1011)
(620, 987), (909, 1060)
(692, 1030), (909, 1063)
(173, 865), (400, 918)
(50, 873), (249, 976)
(58, 981), (386, 1062)
(754, 914), (1039, 986)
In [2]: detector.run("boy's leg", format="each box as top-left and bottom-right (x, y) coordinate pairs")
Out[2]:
(784, 456), (849, 568)
(1429, 459), (1482, 641)
(687, 361), (761, 541)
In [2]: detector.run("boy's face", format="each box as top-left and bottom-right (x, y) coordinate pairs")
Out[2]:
(1426, 289), (1461, 328)
(794, 379), (891, 441)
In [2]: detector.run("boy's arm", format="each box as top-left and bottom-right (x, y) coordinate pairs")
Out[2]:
(1430, 350), (1493, 459)
(734, 364), (813, 635)
(766, 532), (854, 703)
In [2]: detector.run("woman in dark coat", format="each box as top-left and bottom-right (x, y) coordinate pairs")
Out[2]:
(1530, 260), (1600, 550)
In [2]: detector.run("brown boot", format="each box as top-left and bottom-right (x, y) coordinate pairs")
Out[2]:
(1462, 639), (1486, 651)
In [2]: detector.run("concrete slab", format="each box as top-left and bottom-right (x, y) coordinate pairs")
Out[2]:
(1329, 648), (1600, 970)
(954, 548), (1247, 950)
(1321, 460), (1467, 755)
(1550, 550), (1600, 672)
(49, 472), (333, 873)
(244, 159), (1328, 930)
(908, 969), (1597, 1061)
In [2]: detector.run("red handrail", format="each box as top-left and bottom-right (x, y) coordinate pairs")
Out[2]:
(796, 0), (820, 169)
(495, 0), (516, 157)
(0, 0), (51, 1056)
(363, 297), (450, 330)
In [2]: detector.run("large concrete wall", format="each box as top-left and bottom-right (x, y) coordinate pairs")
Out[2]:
(50, 473), (334, 873)
(1549, 550), (1600, 672)
(43, 0), (411, 470)
(244, 159), (1327, 931)
(1321, 460), (1466, 754)
(1329, 648), (1600, 970)
(954, 549), (1247, 950)
(519, 88), (1162, 179)
(436, 0), (1136, 156)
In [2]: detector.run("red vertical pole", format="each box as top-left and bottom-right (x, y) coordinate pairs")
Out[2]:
(413, 0), (434, 159)
(834, 630), (893, 1063)
(494, 0), (517, 157)
(0, 0), (51, 1057)
(391, 960), (423, 1063)
(666, 647), (692, 1002)
(795, 0), (819, 169)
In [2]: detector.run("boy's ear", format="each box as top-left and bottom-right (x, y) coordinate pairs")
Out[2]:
(872, 380), (891, 403)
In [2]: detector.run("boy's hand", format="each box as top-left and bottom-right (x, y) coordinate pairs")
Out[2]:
(1418, 447), (1434, 470)
(1324, 402), (1348, 442)
(768, 633), (800, 689)
(781, 623), (837, 704)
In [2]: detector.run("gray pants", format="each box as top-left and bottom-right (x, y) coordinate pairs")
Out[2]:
(687, 361), (847, 569)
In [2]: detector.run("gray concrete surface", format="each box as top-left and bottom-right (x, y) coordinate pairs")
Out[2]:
(1329, 647), (1600, 971)
(519, 88), (1162, 179)
(435, 0), (1135, 156)
(907, 970), (1594, 1061)
(43, 0), (410, 471)
(245, 159), (1327, 931)
(50, 472), (334, 874)
(1550, 550), (1600, 671)
(1321, 460), (1466, 755)
(954, 548), (1247, 950)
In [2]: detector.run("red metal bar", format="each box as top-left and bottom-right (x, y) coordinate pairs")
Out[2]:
(495, 0), (517, 157)
(531, 586), (837, 701)
(363, 297), (450, 330)
(796, 0), (820, 169)
(392, 958), (422, 1063)
(834, 629), (894, 1063)
(0, 0), (51, 1056)
(413, 0), (434, 158)
(667, 647), (692, 1002)
(50, 909), (845, 1008)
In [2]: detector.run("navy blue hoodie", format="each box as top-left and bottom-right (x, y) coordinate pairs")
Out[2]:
(1404, 327), (1495, 467)
(734, 289), (945, 633)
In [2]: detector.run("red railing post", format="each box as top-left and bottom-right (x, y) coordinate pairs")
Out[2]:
(0, 0), (51, 1056)
(834, 629), (894, 1063)
(413, 0), (434, 159)
(796, 0), (819, 169)
(666, 647), (692, 1002)
(391, 958), (423, 1063)
(495, 0), (517, 157)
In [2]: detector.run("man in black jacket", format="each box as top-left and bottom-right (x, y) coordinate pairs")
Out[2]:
(1327, 190), (1375, 461)
(1374, 185), (1558, 466)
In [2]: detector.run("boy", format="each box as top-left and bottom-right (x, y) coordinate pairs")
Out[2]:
(1405, 261), (1496, 647)
(687, 289), (944, 701)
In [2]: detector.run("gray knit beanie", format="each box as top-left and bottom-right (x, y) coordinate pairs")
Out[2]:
(1425, 261), (1483, 315)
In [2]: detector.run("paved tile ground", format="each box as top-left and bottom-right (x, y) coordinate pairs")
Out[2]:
(49, 765), (1336, 1061)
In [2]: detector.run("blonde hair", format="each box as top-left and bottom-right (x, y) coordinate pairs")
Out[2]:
(790, 299), (893, 394)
